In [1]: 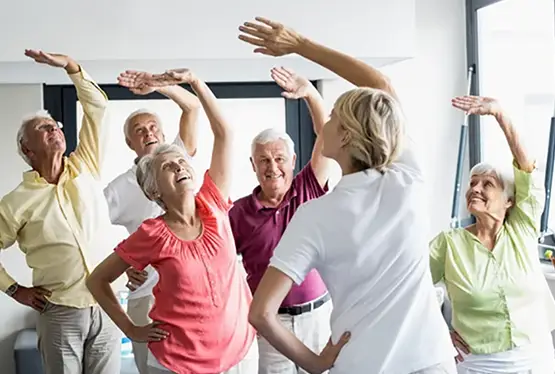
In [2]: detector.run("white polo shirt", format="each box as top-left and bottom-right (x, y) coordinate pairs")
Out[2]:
(270, 145), (455, 373)
(104, 136), (194, 300)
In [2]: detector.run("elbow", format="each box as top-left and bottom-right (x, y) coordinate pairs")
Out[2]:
(248, 303), (273, 331)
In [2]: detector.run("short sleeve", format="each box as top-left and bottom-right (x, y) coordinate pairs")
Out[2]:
(114, 220), (164, 271)
(103, 183), (120, 225)
(269, 203), (321, 285)
(294, 164), (328, 201)
(198, 171), (233, 213)
(429, 232), (447, 284)
(508, 161), (545, 232)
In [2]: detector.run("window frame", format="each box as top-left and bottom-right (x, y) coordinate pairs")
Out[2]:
(43, 81), (318, 175)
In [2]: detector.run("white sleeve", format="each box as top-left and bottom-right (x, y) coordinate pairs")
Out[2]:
(103, 183), (121, 225)
(269, 203), (322, 285)
(172, 135), (195, 164)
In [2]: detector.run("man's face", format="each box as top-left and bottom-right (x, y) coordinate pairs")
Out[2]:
(250, 139), (296, 197)
(126, 113), (165, 158)
(22, 117), (66, 162)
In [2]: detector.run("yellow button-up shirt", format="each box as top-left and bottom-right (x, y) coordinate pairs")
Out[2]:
(0, 68), (111, 308)
(430, 163), (555, 355)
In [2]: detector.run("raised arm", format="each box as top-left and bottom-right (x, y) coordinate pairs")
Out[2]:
(135, 69), (234, 199)
(118, 70), (201, 157)
(238, 18), (397, 100)
(452, 96), (534, 172)
(270, 67), (331, 187)
(24, 49), (109, 177)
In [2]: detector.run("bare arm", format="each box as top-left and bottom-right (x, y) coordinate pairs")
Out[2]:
(270, 67), (331, 187)
(86, 253), (135, 335)
(304, 89), (332, 187)
(238, 18), (397, 100)
(452, 96), (534, 172)
(156, 86), (200, 157)
(189, 76), (234, 199)
(249, 268), (349, 374)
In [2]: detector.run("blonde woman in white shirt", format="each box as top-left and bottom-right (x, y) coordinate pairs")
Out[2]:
(240, 17), (455, 374)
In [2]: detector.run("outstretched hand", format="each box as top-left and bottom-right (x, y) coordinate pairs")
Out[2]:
(238, 17), (303, 57)
(24, 49), (70, 68)
(451, 96), (503, 117)
(117, 70), (157, 95)
(271, 67), (313, 99)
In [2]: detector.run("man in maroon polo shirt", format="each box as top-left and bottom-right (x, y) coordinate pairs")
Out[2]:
(229, 67), (333, 374)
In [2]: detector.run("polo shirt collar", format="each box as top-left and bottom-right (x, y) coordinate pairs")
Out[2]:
(23, 157), (69, 184)
(250, 184), (298, 211)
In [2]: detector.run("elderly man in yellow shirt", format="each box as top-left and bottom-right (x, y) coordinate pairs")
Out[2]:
(0, 50), (120, 374)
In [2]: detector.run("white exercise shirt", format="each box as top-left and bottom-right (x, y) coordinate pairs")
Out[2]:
(104, 136), (195, 300)
(270, 145), (455, 373)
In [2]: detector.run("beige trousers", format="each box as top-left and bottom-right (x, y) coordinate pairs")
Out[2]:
(36, 303), (121, 374)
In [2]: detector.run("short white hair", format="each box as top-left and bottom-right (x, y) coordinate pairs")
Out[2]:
(16, 109), (55, 166)
(136, 143), (185, 210)
(124, 108), (163, 140)
(469, 162), (515, 200)
(251, 128), (295, 158)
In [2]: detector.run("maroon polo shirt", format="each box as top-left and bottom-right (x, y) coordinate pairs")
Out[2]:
(229, 164), (328, 307)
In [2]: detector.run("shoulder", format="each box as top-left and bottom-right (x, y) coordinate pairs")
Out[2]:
(105, 168), (136, 193)
(128, 218), (167, 243)
(230, 194), (252, 216)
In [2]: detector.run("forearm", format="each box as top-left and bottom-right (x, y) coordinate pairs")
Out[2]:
(87, 280), (134, 335)
(496, 113), (534, 172)
(157, 86), (200, 113)
(189, 78), (231, 139)
(295, 38), (395, 97)
(254, 316), (323, 374)
(303, 87), (327, 135)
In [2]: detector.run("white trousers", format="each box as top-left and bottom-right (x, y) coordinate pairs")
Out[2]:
(147, 338), (259, 374)
(258, 300), (333, 374)
(127, 295), (155, 374)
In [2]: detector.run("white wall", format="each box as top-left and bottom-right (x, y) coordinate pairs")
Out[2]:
(0, 0), (415, 84)
(0, 84), (43, 374)
(321, 0), (468, 240)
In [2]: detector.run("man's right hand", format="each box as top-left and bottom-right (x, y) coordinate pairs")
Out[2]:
(450, 329), (470, 363)
(12, 286), (52, 312)
(125, 268), (148, 291)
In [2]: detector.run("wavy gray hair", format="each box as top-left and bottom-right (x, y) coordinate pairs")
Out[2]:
(136, 143), (186, 210)
(469, 162), (515, 200)
(16, 110), (57, 166)
(124, 108), (163, 140)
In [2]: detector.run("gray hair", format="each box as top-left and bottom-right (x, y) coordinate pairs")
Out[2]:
(251, 128), (295, 158)
(16, 110), (56, 166)
(136, 143), (186, 210)
(124, 108), (163, 140)
(470, 162), (515, 200)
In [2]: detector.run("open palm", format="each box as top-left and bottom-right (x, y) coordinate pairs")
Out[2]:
(451, 96), (502, 117)
(24, 49), (69, 68)
(117, 71), (157, 95)
(271, 67), (312, 99)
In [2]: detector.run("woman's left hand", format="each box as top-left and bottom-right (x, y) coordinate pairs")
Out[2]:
(313, 332), (351, 373)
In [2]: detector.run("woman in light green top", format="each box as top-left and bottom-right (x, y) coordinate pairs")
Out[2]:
(430, 95), (555, 373)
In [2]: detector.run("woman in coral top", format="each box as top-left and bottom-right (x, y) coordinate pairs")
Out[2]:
(87, 69), (257, 374)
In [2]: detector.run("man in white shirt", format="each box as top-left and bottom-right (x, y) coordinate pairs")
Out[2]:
(103, 70), (200, 374)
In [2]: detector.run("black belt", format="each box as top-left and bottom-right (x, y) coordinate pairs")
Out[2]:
(278, 293), (330, 316)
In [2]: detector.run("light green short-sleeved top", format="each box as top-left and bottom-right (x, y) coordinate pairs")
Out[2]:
(430, 163), (555, 355)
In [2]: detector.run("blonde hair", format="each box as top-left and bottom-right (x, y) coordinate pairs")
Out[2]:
(334, 87), (404, 172)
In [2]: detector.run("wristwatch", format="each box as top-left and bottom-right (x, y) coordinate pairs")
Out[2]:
(5, 283), (18, 297)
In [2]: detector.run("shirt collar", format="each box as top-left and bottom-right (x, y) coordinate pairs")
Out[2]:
(22, 157), (69, 184)
(250, 184), (298, 212)
(334, 168), (382, 190)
